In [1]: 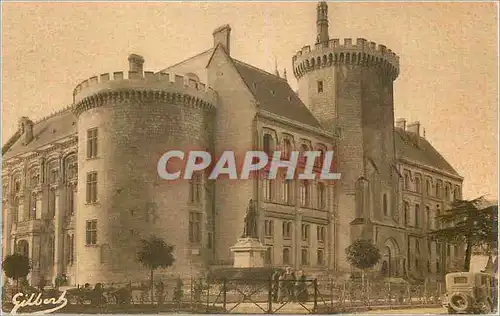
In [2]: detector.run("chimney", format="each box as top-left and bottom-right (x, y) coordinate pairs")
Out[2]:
(407, 121), (421, 146)
(19, 116), (34, 145)
(395, 118), (406, 130)
(128, 54), (144, 78)
(213, 24), (231, 55)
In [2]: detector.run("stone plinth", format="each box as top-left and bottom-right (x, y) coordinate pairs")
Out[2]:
(230, 238), (267, 268)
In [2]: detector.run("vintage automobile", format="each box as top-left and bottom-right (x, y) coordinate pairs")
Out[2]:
(442, 272), (497, 314)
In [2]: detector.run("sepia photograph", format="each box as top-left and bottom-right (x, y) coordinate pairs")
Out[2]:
(1, 1), (498, 314)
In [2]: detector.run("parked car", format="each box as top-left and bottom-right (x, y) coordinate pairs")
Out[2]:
(441, 272), (497, 314)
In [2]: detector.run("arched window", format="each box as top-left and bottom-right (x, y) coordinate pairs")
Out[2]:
(404, 201), (410, 225)
(383, 194), (388, 216)
(29, 192), (37, 220)
(283, 248), (291, 265)
(300, 181), (310, 207)
(299, 144), (309, 165)
(454, 187), (460, 200)
(435, 181), (441, 198)
(414, 204), (420, 227)
(301, 248), (309, 266)
(12, 174), (21, 194)
(282, 221), (292, 239)
(65, 155), (78, 181)
(47, 160), (59, 185)
(263, 134), (273, 156)
(28, 167), (40, 188)
(426, 179), (431, 195)
(189, 173), (202, 203)
(318, 183), (326, 209)
(316, 148), (325, 168)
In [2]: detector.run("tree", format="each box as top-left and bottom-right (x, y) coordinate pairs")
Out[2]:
(2, 253), (31, 291)
(345, 239), (381, 288)
(429, 196), (498, 271)
(137, 235), (175, 303)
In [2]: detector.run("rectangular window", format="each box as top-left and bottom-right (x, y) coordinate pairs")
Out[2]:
(86, 172), (98, 203)
(317, 226), (325, 242)
(317, 249), (324, 266)
(265, 246), (272, 264)
(207, 232), (213, 249)
(87, 128), (98, 158)
(317, 80), (323, 93)
(265, 220), (273, 237)
(68, 186), (76, 216)
(48, 189), (56, 218)
(85, 220), (97, 245)
(301, 248), (309, 265)
(263, 179), (272, 201)
(189, 212), (202, 243)
(301, 224), (310, 242)
(283, 247), (291, 265)
(282, 221), (292, 239)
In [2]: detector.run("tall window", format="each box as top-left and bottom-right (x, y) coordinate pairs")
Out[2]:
(13, 175), (21, 194)
(48, 189), (56, 218)
(86, 172), (98, 203)
(264, 220), (274, 237)
(283, 247), (291, 265)
(265, 246), (272, 264)
(263, 179), (272, 201)
(301, 224), (310, 242)
(68, 185), (76, 216)
(435, 181), (441, 198)
(404, 174), (409, 190)
(29, 168), (40, 188)
(317, 226), (325, 242)
(282, 139), (292, 159)
(301, 248), (309, 265)
(50, 236), (55, 264)
(29, 193), (37, 220)
(414, 204), (420, 227)
(189, 212), (202, 243)
(383, 194), (388, 216)
(317, 183), (326, 209)
(315, 148), (325, 168)
(300, 181), (310, 207)
(426, 180), (431, 196)
(263, 134), (273, 156)
(66, 234), (75, 265)
(87, 128), (98, 158)
(13, 197), (19, 223)
(85, 220), (97, 245)
(190, 173), (202, 203)
(65, 155), (78, 181)
(317, 249), (324, 265)
(282, 221), (292, 239)
(445, 185), (450, 201)
(299, 144), (309, 165)
(317, 80), (323, 93)
(415, 177), (421, 193)
(47, 160), (59, 185)
(283, 179), (292, 204)
(454, 187), (460, 200)
(404, 201), (410, 225)
(426, 206), (431, 229)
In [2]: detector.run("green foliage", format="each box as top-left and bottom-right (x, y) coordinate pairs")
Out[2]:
(345, 239), (381, 270)
(2, 254), (31, 281)
(137, 235), (175, 271)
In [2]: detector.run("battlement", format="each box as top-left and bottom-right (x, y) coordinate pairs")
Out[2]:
(73, 71), (217, 106)
(292, 38), (400, 80)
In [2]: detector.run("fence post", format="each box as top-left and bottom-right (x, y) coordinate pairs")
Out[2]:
(222, 278), (227, 311)
(267, 277), (273, 314)
(206, 278), (210, 313)
(313, 279), (318, 313)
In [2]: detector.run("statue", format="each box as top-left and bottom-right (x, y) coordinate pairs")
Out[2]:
(242, 199), (258, 238)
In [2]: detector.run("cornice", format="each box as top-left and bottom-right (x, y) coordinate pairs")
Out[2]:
(73, 89), (215, 117)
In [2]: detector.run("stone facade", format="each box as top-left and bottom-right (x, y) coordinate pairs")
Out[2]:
(2, 2), (463, 286)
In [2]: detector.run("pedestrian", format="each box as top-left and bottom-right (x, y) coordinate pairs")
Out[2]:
(284, 267), (295, 302)
(278, 271), (286, 303)
(272, 269), (281, 303)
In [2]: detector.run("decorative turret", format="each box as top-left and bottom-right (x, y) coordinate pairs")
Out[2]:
(316, 1), (329, 46)
(213, 24), (231, 56)
(128, 54), (145, 77)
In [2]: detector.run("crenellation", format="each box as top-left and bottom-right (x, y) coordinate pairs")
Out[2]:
(369, 41), (376, 50)
(378, 44), (387, 54)
(344, 38), (352, 47)
(114, 71), (124, 81)
(144, 71), (155, 80)
(100, 73), (110, 82)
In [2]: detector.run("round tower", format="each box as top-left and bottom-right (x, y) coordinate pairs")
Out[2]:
(292, 2), (401, 275)
(72, 54), (217, 284)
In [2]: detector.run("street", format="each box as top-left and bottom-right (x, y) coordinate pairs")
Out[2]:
(364, 307), (448, 314)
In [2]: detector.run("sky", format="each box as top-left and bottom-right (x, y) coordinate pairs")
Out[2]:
(1, 1), (498, 200)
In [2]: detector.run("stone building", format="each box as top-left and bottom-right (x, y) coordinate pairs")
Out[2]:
(1, 1), (463, 286)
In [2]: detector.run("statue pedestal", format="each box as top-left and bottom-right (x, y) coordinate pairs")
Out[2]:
(230, 238), (267, 268)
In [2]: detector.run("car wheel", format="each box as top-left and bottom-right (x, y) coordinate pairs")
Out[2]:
(449, 293), (471, 313)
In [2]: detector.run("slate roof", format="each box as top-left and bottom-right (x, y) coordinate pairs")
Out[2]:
(231, 59), (323, 129)
(2, 109), (77, 160)
(394, 127), (460, 177)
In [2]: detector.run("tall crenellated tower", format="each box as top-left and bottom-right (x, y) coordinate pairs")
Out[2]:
(293, 1), (402, 275)
(316, 1), (330, 45)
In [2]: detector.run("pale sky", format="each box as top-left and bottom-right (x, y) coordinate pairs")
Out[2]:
(1, 2), (498, 200)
